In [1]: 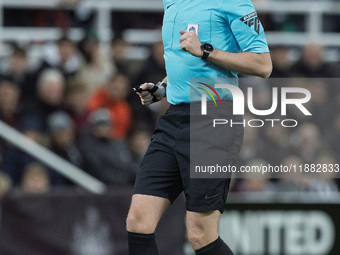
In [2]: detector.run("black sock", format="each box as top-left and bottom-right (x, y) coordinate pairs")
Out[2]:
(128, 231), (159, 255)
(195, 237), (234, 255)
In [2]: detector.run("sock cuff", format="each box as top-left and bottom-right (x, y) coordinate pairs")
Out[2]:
(195, 236), (223, 254)
(128, 231), (159, 254)
(128, 231), (156, 239)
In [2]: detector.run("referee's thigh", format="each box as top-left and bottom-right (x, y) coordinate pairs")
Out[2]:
(126, 194), (171, 234)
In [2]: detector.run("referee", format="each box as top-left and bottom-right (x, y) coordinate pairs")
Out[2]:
(127, 0), (272, 254)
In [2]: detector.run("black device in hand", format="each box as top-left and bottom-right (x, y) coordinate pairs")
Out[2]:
(132, 84), (160, 103)
(132, 84), (159, 94)
(132, 86), (144, 93)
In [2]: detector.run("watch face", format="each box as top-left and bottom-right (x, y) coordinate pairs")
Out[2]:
(204, 43), (213, 52)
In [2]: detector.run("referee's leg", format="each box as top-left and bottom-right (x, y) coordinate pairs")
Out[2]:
(187, 210), (234, 255)
(126, 194), (170, 255)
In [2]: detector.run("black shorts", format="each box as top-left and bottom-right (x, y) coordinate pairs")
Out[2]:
(133, 102), (244, 213)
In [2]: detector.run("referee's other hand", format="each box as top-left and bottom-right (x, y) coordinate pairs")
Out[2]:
(137, 83), (165, 106)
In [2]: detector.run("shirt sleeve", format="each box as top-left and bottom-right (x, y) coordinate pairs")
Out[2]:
(222, 0), (270, 53)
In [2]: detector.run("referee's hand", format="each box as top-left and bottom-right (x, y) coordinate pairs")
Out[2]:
(179, 30), (203, 58)
(136, 83), (166, 106)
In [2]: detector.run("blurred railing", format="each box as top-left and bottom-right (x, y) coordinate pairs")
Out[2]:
(0, 120), (106, 194)
(0, 0), (339, 45)
(0, 0), (339, 62)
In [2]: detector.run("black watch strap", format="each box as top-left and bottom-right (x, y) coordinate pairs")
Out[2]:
(201, 43), (213, 60)
(156, 82), (167, 89)
(201, 51), (210, 60)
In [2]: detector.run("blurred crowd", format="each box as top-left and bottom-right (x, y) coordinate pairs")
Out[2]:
(0, 38), (339, 200)
(0, 36), (168, 198)
(233, 44), (340, 196)
(0, 3), (339, 202)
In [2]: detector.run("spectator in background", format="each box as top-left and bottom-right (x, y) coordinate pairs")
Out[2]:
(2, 115), (65, 188)
(0, 46), (36, 99)
(77, 34), (116, 98)
(307, 154), (339, 197)
(0, 144), (12, 199)
(130, 41), (169, 131)
(20, 163), (50, 194)
(37, 37), (81, 79)
(269, 46), (292, 78)
(111, 38), (130, 76)
(87, 73), (132, 140)
(0, 80), (21, 129)
(305, 80), (332, 133)
(65, 79), (90, 133)
(291, 122), (330, 164)
(22, 69), (65, 131)
(238, 114), (265, 165)
(128, 129), (152, 164)
(276, 155), (309, 192)
(48, 111), (83, 172)
(18, 115), (45, 145)
(326, 110), (340, 158)
(135, 41), (166, 85)
(292, 43), (336, 77)
(73, 1), (96, 29)
(262, 123), (290, 166)
(1, 115), (44, 186)
(0, 171), (11, 200)
(79, 108), (137, 185)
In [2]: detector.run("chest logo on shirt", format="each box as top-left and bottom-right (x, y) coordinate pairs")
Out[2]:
(186, 23), (199, 36)
(240, 11), (261, 35)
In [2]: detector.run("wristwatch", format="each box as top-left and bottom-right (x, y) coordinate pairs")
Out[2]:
(201, 43), (214, 60)
(156, 81), (167, 97)
(156, 81), (167, 90)
(151, 81), (167, 102)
